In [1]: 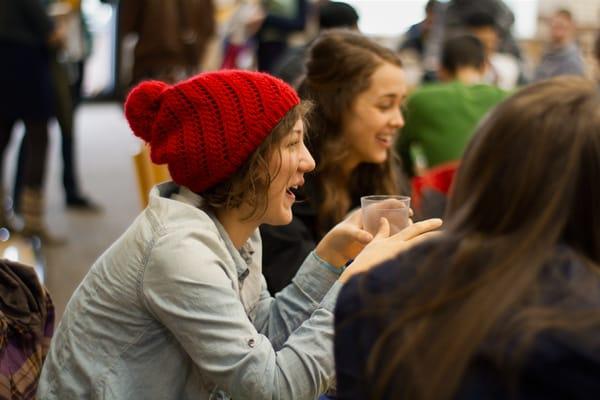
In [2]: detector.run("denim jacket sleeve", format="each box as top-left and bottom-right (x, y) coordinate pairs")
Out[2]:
(251, 251), (342, 350)
(142, 229), (342, 399)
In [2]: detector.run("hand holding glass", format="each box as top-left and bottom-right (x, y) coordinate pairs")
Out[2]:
(361, 195), (411, 236)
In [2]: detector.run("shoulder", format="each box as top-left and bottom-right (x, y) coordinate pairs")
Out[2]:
(406, 84), (462, 113)
(143, 184), (235, 287)
(470, 83), (508, 100)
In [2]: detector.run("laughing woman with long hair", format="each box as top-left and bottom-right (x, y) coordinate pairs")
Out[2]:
(261, 30), (407, 294)
(335, 76), (600, 399)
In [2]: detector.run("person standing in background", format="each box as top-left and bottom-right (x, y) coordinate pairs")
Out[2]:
(463, 12), (522, 90)
(13, 0), (100, 214)
(255, 0), (309, 73)
(534, 9), (585, 81)
(0, 0), (64, 243)
(399, 0), (438, 60)
(119, 0), (216, 85)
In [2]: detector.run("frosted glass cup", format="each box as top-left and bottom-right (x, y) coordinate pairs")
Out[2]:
(361, 195), (411, 236)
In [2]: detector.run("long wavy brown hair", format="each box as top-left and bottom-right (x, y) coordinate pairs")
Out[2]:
(298, 30), (403, 235)
(365, 77), (600, 399)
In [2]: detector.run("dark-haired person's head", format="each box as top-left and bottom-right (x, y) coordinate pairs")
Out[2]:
(318, 1), (359, 31)
(439, 34), (486, 81)
(463, 12), (499, 56)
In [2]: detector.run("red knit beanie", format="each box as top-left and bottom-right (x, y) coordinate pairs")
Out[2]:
(124, 70), (300, 193)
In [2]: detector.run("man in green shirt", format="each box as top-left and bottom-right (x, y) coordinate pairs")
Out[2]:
(397, 34), (507, 177)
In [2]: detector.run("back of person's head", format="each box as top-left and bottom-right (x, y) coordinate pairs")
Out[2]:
(299, 29), (402, 233)
(440, 34), (486, 76)
(124, 70), (310, 219)
(318, 1), (359, 30)
(463, 11), (499, 55)
(367, 77), (600, 399)
(463, 10), (497, 30)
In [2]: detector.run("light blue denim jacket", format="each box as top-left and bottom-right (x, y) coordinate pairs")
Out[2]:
(38, 182), (342, 399)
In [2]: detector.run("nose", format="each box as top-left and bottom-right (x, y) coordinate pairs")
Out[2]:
(390, 107), (404, 129)
(299, 142), (316, 173)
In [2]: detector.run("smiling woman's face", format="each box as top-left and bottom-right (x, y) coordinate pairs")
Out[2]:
(261, 118), (315, 226)
(341, 62), (407, 168)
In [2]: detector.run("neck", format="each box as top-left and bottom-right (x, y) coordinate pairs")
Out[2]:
(454, 67), (484, 85)
(216, 207), (259, 250)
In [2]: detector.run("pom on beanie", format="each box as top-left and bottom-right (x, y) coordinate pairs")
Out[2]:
(125, 81), (169, 142)
(124, 71), (300, 194)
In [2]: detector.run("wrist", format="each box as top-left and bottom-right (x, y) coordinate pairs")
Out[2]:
(314, 242), (347, 269)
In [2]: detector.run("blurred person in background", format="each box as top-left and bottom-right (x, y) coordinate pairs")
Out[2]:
(445, 0), (522, 59)
(255, 0), (309, 73)
(272, 0), (360, 87)
(119, 0), (216, 85)
(14, 0), (100, 214)
(534, 8), (585, 81)
(396, 34), (507, 179)
(0, 0), (64, 242)
(399, 0), (438, 60)
(463, 11), (522, 90)
(261, 30), (408, 294)
(336, 76), (600, 400)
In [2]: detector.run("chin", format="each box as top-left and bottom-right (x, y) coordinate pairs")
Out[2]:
(264, 211), (293, 226)
(365, 153), (388, 165)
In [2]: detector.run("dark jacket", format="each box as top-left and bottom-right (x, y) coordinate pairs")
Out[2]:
(119, 0), (215, 83)
(335, 241), (600, 399)
(0, 0), (53, 46)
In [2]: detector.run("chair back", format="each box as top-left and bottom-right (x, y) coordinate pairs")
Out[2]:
(411, 161), (459, 219)
(133, 145), (171, 208)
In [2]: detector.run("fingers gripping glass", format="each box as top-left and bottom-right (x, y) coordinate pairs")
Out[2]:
(360, 195), (411, 235)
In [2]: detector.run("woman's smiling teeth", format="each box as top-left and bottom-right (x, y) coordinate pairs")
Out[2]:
(376, 134), (393, 148)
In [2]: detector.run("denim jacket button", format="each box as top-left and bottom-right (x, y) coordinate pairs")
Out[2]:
(247, 338), (256, 348)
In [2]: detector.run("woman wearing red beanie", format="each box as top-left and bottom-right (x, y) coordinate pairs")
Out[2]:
(37, 70), (441, 399)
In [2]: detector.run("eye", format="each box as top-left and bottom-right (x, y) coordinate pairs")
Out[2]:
(287, 140), (300, 148)
(377, 103), (393, 111)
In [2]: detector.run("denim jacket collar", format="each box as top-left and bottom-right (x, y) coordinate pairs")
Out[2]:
(168, 183), (252, 280)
